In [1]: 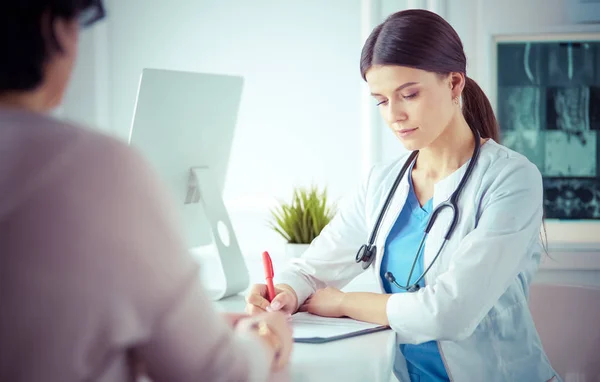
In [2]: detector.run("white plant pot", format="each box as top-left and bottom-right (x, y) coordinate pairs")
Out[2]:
(285, 243), (310, 259)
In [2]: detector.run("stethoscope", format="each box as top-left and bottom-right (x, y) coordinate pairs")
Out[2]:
(355, 128), (482, 292)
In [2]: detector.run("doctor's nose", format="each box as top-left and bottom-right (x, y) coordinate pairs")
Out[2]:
(384, 100), (408, 124)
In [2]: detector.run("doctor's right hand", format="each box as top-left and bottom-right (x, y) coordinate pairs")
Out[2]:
(246, 283), (299, 315)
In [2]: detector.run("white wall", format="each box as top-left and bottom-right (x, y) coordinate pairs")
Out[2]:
(62, 0), (369, 258)
(60, 0), (600, 285)
(59, 21), (110, 131)
(107, 0), (364, 205)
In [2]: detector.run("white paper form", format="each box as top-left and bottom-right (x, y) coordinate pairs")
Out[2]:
(291, 312), (388, 342)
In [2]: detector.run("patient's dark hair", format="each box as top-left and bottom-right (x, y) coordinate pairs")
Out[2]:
(0, 0), (105, 93)
(360, 9), (500, 142)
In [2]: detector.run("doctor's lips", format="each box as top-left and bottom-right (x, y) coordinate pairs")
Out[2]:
(395, 127), (418, 137)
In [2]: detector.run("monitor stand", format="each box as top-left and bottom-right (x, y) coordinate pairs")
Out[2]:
(186, 166), (249, 300)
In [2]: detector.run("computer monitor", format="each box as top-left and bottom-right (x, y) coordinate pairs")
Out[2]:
(128, 68), (249, 300)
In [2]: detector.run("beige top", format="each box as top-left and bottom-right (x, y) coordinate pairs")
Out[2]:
(0, 109), (272, 382)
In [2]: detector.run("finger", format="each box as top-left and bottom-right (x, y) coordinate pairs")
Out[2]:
(249, 283), (267, 295)
(296, 296), (311, 312)
(274, 337), (293, 371)
(271, 318), (294, 371)
(224, 313), (248, 327)
(297, 304), (308, 312)
(269, 291), (295, 313)
(246, 284), (268, 301)
(245, 304), (267, 316)
(280, 323), (295, 370)
(246, 293), (270, 311)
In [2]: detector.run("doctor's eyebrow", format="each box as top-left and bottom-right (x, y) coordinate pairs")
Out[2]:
(370, 81), (419, 97)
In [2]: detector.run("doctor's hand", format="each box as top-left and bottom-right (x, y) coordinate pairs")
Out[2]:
(245, 283), (299, 316)
(298, 287), (346, 318)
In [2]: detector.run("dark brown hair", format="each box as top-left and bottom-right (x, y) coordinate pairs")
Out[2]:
(360, 9), (500, 142)
(0, 0), (105, 93)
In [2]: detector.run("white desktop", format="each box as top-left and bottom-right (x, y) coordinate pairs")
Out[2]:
(128, 68), (249, 300)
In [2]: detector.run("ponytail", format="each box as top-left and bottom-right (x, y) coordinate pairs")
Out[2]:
(461, 76), (500, 142)
(462, 77), (549, 252)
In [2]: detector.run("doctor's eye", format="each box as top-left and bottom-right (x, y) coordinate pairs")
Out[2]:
(403, 92), (418, 100)
(376, 99), (388, 106)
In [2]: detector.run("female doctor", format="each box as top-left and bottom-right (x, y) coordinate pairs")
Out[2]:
(246, 9), (559, 382)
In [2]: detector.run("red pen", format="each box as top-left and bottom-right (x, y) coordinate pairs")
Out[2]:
(262, 251), (276, 302)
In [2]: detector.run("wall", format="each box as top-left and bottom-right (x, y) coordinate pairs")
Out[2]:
(109, 0), (365, 206)
(59, 20), (110, 131)
(61, 0), (369, 260)
(60, 0), (600, 287)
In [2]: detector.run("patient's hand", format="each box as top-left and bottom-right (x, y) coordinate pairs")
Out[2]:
(223, 312), (248, 327)
(298, 287), (346, 318)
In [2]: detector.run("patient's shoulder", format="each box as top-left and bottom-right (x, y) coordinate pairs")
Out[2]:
(0, 109), (154, 216)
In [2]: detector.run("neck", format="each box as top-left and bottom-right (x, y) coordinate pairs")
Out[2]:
(0, 90), (50, 114)
(415, 114), (476, 182)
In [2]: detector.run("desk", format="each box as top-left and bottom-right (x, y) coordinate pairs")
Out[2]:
(198, 249), (399, 381)
(214, 294), (398, 382)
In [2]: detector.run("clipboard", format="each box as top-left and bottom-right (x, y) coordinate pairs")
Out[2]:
(291, 312), (391, 344)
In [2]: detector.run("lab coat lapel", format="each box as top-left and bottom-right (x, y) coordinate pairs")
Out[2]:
(374, 178), (410, 289)
(423, 163), (470, 278)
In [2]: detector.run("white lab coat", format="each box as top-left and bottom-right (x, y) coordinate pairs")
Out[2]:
(276, 140), (561, 381)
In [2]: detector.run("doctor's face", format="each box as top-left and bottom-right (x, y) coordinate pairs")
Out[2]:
(365, 65), (458, 152)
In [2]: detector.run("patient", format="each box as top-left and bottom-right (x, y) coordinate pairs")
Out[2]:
(0, 1), (292, 381)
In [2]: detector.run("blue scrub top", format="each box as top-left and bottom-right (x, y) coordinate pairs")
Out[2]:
(380, 165), (450, 382)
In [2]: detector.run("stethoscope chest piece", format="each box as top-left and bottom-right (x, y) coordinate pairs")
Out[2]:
(355, 244), (377, 270)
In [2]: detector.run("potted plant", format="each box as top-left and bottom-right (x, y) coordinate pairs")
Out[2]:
(269, 185), (336, 258)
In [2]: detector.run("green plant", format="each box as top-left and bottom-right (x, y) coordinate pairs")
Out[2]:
(269, 185), (336, 244)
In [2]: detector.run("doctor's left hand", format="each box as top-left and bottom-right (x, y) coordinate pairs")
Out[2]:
(298, 287), (346, 318)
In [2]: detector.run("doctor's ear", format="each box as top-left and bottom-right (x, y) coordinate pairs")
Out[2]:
(447, 72), (465, 99)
